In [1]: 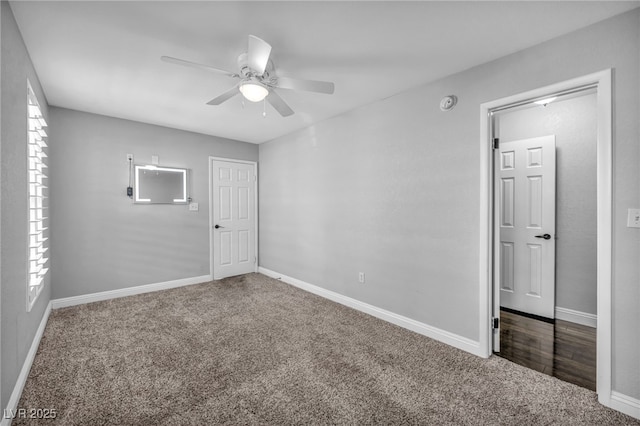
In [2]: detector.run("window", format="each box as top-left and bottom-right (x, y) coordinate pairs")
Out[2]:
(27, 81), (49, 311)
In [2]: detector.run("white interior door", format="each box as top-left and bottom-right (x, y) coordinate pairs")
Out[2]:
(211, 159), (257, 279)
(496, 136), (556, 319)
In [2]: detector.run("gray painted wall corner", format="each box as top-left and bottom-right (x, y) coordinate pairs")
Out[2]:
(0, 0), (51, 410)
(49, 107), (258, 299)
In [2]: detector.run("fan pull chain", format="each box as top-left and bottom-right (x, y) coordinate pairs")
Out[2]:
(263, 99), (267, 117)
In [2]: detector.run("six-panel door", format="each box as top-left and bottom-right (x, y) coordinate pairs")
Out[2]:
(212, 159), (256, 279)
(498, 136), (556, 318)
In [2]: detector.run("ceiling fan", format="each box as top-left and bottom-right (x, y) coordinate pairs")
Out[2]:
(161, 35), (335, 117)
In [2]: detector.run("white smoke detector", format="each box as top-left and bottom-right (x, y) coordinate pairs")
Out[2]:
(440, 95), (457, 111)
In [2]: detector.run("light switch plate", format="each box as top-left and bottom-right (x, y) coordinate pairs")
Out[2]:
(151, 155), (159, 165)
(627, 208), (640, 228)
(189, 203), (199, 212)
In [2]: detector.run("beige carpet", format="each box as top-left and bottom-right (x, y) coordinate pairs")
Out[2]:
(15, 273), (639, 425)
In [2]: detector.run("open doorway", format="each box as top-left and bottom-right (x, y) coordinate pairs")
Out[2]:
(492, 89), (598, 390)
(479, 69), (613, 406)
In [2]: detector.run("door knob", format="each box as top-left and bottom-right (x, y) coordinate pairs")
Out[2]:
(535, 234), (551, 240)
(214, 224), (224, 229)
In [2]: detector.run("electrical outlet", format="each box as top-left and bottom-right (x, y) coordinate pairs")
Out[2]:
(126, 153), (133, 162)
(358, 272), (365, 283)
(627, 208), (640, 228)
(188, 203), (199, 212)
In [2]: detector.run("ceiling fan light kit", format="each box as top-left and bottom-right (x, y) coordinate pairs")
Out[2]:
(239, 80), (269, 102)
(162, 35), (335, 117)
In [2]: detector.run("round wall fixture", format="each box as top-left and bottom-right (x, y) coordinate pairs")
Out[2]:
(440, 95), (458, 111)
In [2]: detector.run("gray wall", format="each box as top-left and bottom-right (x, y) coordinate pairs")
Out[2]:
(497, 93), (597, 316)
(1, 1), (51, 409)
(259, 9), (640, 398)
(49, 108), (258, 299)
(1, 0), (2, 404)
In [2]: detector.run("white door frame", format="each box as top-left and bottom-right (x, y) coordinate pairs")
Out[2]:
(478, 70), (612, 403)
(209, 156), (259, 279)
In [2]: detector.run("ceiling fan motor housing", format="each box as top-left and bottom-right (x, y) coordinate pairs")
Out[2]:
(237, 53), (275, 85)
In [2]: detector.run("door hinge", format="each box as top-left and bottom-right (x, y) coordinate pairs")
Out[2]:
(492, 317), (500, 329)
(492, 138), (500, 150)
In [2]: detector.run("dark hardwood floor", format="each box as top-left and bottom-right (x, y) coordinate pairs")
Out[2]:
(497, 309), (597, 391)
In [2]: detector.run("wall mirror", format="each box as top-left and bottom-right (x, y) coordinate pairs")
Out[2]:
(134, 165), (188, 204)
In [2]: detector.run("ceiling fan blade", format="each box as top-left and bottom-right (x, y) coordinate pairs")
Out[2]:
(206, 85), (240, 105)
(275, 76), (335, 94)
(161, 56), (237, 78)
(247, 35), (272, 76)
(266, 90), (294, 117)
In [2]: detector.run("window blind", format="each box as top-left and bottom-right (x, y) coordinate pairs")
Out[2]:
(27, 82), (49, 310)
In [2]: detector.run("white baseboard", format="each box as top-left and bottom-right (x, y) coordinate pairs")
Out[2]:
(51, 275), (212, 309)
(258, 267), (482, 357)
(2, 302), (52, 426)
(555, 306), (597, 328)
(604, 391), (640, 420)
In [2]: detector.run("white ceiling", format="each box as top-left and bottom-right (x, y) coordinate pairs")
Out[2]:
(10, 1), (639, 144)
